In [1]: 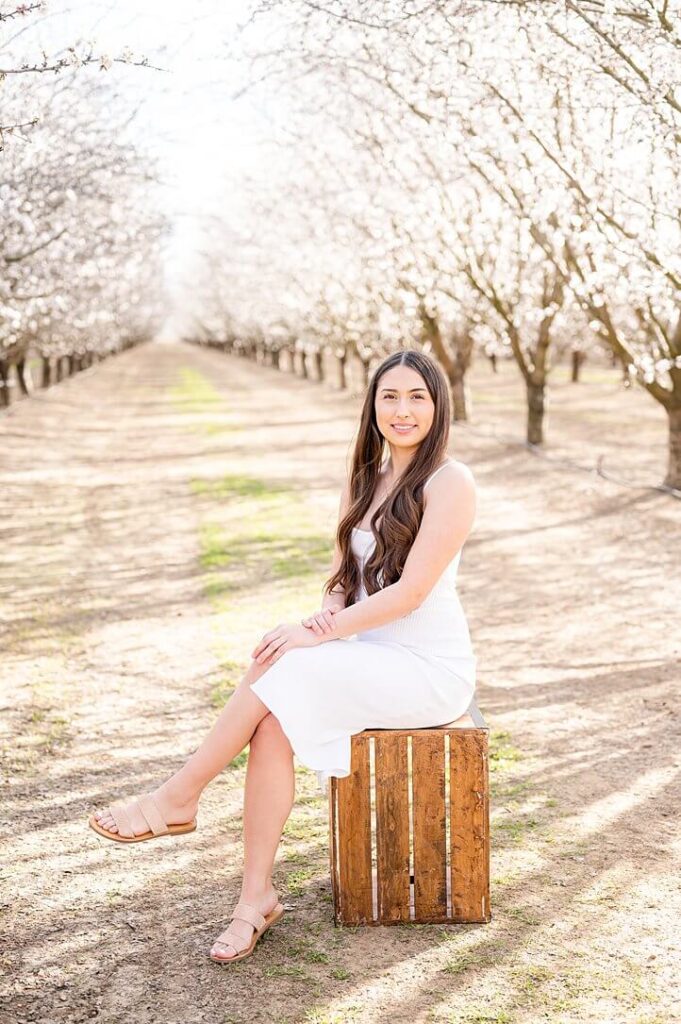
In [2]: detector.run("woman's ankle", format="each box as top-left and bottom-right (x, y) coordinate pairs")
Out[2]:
(155, 771), (202, 809)
(239, 879), (277, 904)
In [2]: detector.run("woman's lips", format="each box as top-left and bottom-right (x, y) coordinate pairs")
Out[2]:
(391, 424), (416, 433)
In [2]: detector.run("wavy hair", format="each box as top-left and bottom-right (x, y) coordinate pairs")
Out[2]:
(324, 349), (451, 607)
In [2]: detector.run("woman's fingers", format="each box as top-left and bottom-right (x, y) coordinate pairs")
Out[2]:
(257, 642), (278, 663)
(301, 611), (336, 634)
(321, 610), (336, 632)
(261, 638), (288, 664)
(313, 610), (336, 634)
(254, 630), (283, 662)
(253, 626), (281, 659)
(299, 610), (338, 636)
(270, 642), (288, 662)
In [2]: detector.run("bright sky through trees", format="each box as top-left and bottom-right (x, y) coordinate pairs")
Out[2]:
(7, 0), (267, 283)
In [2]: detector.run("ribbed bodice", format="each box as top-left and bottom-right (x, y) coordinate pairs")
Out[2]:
(350, 526), (475, 662)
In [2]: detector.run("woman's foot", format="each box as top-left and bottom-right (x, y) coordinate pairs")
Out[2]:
(210, 884), (280, 961)
(93, 778), (199, 837)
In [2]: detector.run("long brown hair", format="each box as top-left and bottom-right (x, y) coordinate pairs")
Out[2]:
(324, 349), (451, 607)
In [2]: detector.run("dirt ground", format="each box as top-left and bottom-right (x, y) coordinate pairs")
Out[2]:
(0, 340), (679, 1024)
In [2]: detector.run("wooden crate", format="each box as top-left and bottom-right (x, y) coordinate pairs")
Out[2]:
(328, 699), (490, 925)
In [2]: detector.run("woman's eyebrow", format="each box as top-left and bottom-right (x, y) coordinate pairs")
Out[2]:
(379, 387), (428, 393)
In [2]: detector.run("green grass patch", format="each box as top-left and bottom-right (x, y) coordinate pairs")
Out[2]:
(3, 701), (74, 775)
(457, 1012), (515, 1024)
(169, 367), (221, 410)
(209, 657), (243, 708)
(442, 950), (501, 975)
(194, 475), (334, 691)
(191, 475), (290, 499)
(284, 867), (319, 896)
(304, 949), (330, 964)
(282, 810), (329, 844)
(193, 475), (333, 612)
(489, 730), (524, 775)
(262, 964), (309, 979)
(168, 366), (238, 435)
(505, 905), (542, 926)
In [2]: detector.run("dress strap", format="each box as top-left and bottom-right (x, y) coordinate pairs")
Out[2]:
(423, 459), (454, 490)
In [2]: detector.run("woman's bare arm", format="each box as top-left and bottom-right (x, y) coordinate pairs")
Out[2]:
(323, 462), (476, 638)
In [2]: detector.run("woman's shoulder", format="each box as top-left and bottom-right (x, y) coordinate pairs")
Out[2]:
(425, 458), (475, 489)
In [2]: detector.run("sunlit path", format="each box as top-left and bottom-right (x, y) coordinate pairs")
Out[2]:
(1, 341), (679, 1023)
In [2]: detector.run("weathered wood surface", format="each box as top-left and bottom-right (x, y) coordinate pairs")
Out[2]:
(329, 701), (491, 926)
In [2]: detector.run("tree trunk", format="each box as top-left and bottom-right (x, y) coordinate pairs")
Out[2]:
(450, 374), (468, 421)
(666, 406), (681, 490)
(0, 361), (10, 407)
(313, 349), (324, 382)
(337, 354), (347, 390)
(282, 345), (293, 372)
(67, 355), (76, 376)
(15, 358), (30, 396)
(571, 350), (586, 382)
(41, 357), (52, 388)
(489, 352), (497, 373)
(527, 380), (546, 445)
(299, 351), (308, 379)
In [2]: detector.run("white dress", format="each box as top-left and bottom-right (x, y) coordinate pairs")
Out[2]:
(249, 459), (477, 795)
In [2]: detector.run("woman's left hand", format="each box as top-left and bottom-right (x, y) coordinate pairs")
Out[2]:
(252, 622), (333, 666)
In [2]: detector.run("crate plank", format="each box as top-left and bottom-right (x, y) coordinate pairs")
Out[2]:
(450, 730), (489, 923)
(412, 732), (448, 919)
(375, 732), (411, 923)
(335, 733), (373, 923)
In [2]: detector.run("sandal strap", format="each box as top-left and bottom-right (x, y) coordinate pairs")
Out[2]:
(229, 901), (266, 931)
(110, 802), (135, 839)
(136, 794), (169, 836)
(213, 927), (250, 953)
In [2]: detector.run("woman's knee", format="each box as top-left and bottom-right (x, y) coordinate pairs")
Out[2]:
(251, 711), (293, 753)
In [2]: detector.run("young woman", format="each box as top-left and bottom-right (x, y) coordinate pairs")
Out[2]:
(88, 348), (478, 964)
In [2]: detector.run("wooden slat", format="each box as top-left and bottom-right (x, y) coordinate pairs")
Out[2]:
(335, 734), (373, 923)
(328, 777), (339, 924)
(450, 730), (489, 922)
(411, 731), (448, 920)
(375, 732), (410, 923)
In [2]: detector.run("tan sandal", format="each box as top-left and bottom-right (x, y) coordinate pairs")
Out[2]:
(88, 793), (197, 844)
(210, 900), (285, 964)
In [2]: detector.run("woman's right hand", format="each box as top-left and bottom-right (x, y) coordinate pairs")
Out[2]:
(301, 604), (343, 637)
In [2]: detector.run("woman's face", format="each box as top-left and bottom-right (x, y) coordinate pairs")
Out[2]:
(374, 365), (435, 451)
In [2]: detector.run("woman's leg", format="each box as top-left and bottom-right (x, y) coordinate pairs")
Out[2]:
(94, 657), (274, 835)
(242, 711), (295, 892)
(210, 710), (296, 960)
